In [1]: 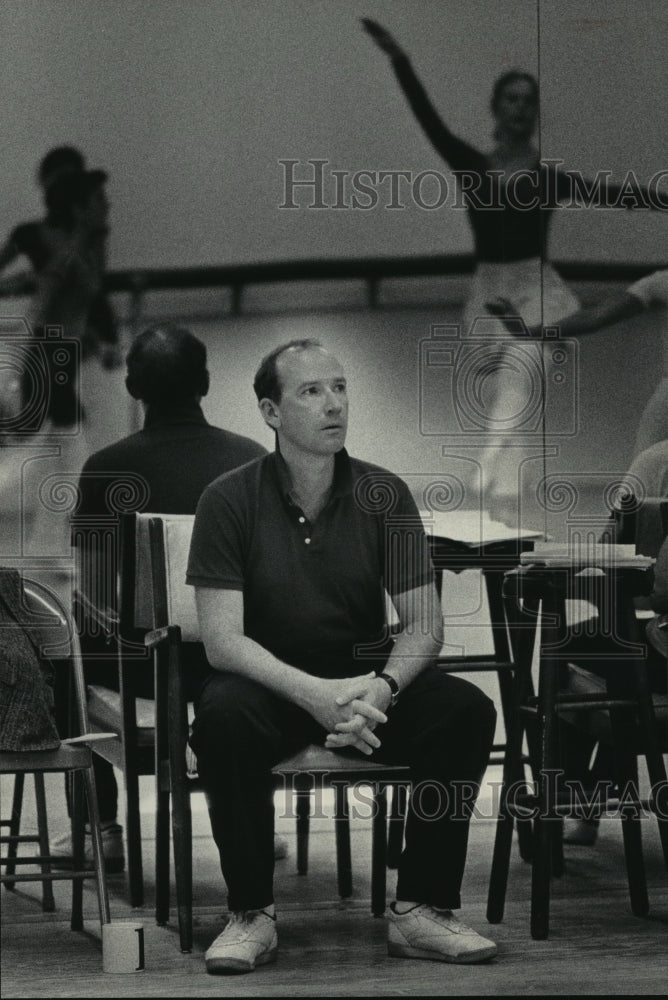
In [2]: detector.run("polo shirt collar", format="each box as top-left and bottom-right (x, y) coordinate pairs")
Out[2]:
(272, 445), (353, 502)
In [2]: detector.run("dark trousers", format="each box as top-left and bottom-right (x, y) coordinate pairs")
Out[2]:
(190, 666), (496, 912)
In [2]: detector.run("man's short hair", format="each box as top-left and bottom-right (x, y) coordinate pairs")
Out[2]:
(125, 325), (209, 406)
(253, 339), (323, 404)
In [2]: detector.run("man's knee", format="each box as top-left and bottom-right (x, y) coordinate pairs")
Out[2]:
(424, 670), (497, 731)
(191, 672), (277, 757)
(448, 680), (497, 752)
(473, 687), (497, 738)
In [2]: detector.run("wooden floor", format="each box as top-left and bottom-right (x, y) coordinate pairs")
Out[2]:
(1, 768), (667, 998)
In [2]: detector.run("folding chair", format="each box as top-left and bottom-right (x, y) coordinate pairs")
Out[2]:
(0, 575), (111, 934)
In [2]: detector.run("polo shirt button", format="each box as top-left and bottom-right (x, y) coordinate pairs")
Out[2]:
(298, 516), (306, 524)
(305, 537), (311, 544)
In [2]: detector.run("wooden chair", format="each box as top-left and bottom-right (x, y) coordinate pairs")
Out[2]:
(0, 575), (111, 933)
(72, 511), (157, 908)
(145, 513), (410, 952)
(486, 548), (668, 939)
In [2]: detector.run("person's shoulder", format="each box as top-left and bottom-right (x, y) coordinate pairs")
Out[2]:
(201, 451), (269, 499)
(349, 455), (398, 478)
(79, 431), (153, 486)
(81, 430), (145, 469)
(627, 269), (668, 308)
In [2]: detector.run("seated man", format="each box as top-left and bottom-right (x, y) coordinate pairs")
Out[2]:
(55, 323), (267, 870)
(186, 339), (498, 974)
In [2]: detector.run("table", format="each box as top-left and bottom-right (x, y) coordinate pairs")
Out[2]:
(420, 509), (542, 680)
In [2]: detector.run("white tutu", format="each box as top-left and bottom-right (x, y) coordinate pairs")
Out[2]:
(459, 258), (580, 526)
(464, 257), (579, 330)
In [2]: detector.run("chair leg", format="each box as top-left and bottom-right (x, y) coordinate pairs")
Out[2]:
(333, 783), (352, 899)
(530, 790), (555, 941)
(507, 587), (541, 867)
(617, 575), (668, 871)
(70, 771), (85, 931)
(551, 819), (564, 878)
(296, 788), (310, 875)
(616, 766), (648, 917)
(387, 784), (406, 870)
(154, 776), (171, 926)
(171, 775), (193, 953)
(530, 593), (562, 942)
(516, 811), (534, 862)
(83, 765), (111, 925)
(4, 773), (25, 890)
(609, 705), (649, 917)
(34, 773), (56, 913)
(371, 786), (388, 917)
(631, 663), (668, 871)
(487, 620), (534, 924)
(487, 777), (522, 924)
(124, 765), (144, 908)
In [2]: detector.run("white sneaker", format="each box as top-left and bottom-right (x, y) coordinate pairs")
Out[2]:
(388, 904), (497, 964)
(205, 909), (278, 974)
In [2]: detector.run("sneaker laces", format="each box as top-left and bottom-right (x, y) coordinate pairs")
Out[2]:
(393, 903), (478, 935)
(225, 909), (275, 936)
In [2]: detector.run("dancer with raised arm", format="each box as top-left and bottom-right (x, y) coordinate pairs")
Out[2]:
(361, 19), (663, 520)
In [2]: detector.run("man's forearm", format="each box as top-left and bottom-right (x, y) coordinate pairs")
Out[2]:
(203, 632), (320, 712)
(381, 629), (442, 693)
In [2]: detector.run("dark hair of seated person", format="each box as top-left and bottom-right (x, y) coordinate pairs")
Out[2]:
(125, 324), (210, 408)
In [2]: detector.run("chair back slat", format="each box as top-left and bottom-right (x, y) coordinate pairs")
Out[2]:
(132, 513), (154, 631)
(148, 515), (200, 641)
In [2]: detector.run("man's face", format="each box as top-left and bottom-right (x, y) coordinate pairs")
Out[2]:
(271, 347), (348, 456)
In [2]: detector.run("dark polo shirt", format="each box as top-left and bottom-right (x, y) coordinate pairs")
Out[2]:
(186, 448), (433, 678)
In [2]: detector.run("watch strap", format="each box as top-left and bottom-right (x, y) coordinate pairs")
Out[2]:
(378, 672), (399, 706)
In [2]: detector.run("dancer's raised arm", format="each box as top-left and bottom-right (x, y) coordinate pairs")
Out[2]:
(361, 18), (482, 173)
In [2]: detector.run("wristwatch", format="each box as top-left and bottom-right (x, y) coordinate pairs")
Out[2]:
(378, 672), (399, 707)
